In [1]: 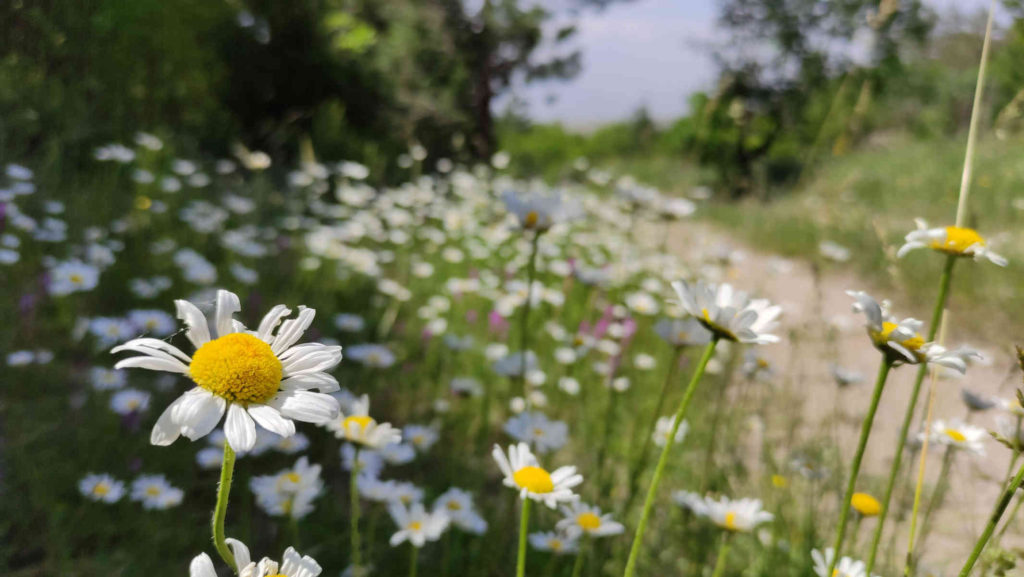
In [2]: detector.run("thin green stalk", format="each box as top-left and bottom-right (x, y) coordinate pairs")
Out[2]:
(956, 459), (1024, 577)
(519, 231), (542, 399)
(350, 447), (363, 572)
(517, 499), (532, 577)
(623, 338), (719, 577)
(710, 532), (732, 577)
(212, 440), (237, 570)
(865, 256), (956, 573)
(913, 447), (957, 562)
(408, 544), (419, 577)
(825, 358), (893, 577)
(570, 538), (587, 577)
(625, 347), (684, 511)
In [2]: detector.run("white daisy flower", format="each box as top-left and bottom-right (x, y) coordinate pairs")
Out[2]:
(847, 291), (980, 370)
(79, 473), (125, 503)
(250, 456), (324, 519)
(896, 218), (1007, 266)
(322, 394), (401, 449)
(110, 389), (151, 415)
(653, 416), (689, 447)
(388, 501), (451, 547)
(433, 488), (488, 534)
(671, 280), (781, 344)
(922, 419), (986, 455)
(503, 411), (569, 454)
(701, 495), (774, 532)
(502, 190), (578, 232)
(556, 502), (624, 539)
(528, 531), (579, 554)
(346, 344), (396, 368)
(811, 548), (877, 577)
(492, 442), (582, 508)
(111, 289), (342, 453)
(130, 474), (184, 509)
(190, 539), (322, 577)
(403, 424), (440, 452)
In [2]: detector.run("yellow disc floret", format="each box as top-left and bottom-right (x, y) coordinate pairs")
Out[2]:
(577, 512), (602, 531)
(945, 428), (967, 442)
(931, 226), (984, 255)
(851, 492), (881, 516)
(524, 211), (540, 228)
(723, 511), (738, 530)
(189, 333), (282, 404)
(513, 466), (555, 493)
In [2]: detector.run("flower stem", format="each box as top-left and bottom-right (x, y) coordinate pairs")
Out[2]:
(710, 532), (732, 577)
(625, 347), (684, 510)
(956, 459), (1024, 577)
(825, 358), (892, 577)
(350, 447), (363, 572)
(212, 440), (237, 570)
(570, 538), (587, 577)
(518, 231), (542, 400)
(517, 498), (532, 577)
(623, 338), (718, 577)
(408, 544), (419, 577)
(865, 256), (956, 573)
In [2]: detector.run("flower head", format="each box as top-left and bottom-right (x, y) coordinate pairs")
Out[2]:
(850, 492), (881, 517)
(388, 501), (451, 547)
(556, 502), (624, 539)
(79, 473), (125, 503)
(433, 488), (488, 534)
(701, 495), (773, 532)
(811, 548), (876, 577)
(897, 218), (1006, 266)
(672, 280), (781, 344)
(528, 531), (579, 554)
(502, 190), (578, 232)
(130, 474), (184, 509)
(323, 394), (402, 449)
(492, 442), (582, 508)
(190, 539), (321, 577)
(112, 290), (342, 453)
(921, 419), (986, 455)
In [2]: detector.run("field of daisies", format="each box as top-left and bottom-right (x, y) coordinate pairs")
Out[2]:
(4, 116), (1024, 577)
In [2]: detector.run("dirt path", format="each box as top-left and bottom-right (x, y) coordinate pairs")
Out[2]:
(661, 220), (1021, 572)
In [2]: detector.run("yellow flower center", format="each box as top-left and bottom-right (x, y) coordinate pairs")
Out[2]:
(145, 486), (161, 496)
(577, 512), (602, 530)
(70, 274), (83, 284)
(408, 521), (422, 531)
(945, 428), (967, 442)
(344, 415), (375, 431)
(524, 211), (539, 228)
(874, 321), (925, 353)
(771, 475), (788, 489)
(446, 500), (463, 511)
(512, 466), (554, 493)
(931, 226), (984, 255)
(723, 511), (738, 530)
(675, 330), (688, 342)
(285, 472), (301, 483)
(549, 539), (563, 551)
(701, 308), (736, 341)
(93, 483), (110, 496)
(533, 427), (545, 438)
(851, 492), (881, 516)
(189, 333), (282, 404)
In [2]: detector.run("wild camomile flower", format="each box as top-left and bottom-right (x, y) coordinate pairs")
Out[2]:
(502, 190), (577, 232)
(922, 419), (986, 455)
(112, 290), (342, 453)
(847, 291), (979, 371)
(671, 280), (781, 344)
(190, 540), (322, 577)
(388, 501), (451, 547)
(503, 411), (569, 454)
(346, 344), (396, 368)
(850, 492), (881, 517)
(653, 416), (689, 447)
(701, 496), (774, 532)
(529, 531), (579, 554)
(79, 473), (125, 503)
(896, 218), (1007, 266)
(48, 259), (100, 296)
(323, 394), (401, 449)
(811, 548), (876, 577)
(250, 457), (324, 519)
(110, 389), (151, 415)
(433, 488), (488, 534)
(130, 474), (184, 509)
(556, 502), (625, 539)
(492, 442), (582, 508)
(403, 424), (440, 452)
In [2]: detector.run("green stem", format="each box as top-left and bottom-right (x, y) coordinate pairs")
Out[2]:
(212, 440), (237, 571)
(350, 447), (363, 572)
(957, 459), (1024, 577)
(865, 256), (956, 573)
(625, 347), (684, 509)
(710, 532), (732, 577)
(570, 539), (587, 577)
(623, 338), (718, 577)
(825, 358), (892, 577)
(913, 446), (956, 561)
(408, 544), (419, 577)
(518, 231), (542, 399)
(517, 499), (532, 577)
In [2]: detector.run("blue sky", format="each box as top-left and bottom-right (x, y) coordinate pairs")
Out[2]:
(506, 0), (998, 128)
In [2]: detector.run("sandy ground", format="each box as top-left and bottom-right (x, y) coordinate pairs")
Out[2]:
(661, 220), (1022, 573)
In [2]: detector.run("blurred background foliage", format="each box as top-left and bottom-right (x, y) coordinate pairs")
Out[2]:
(2, 0), (1024, 193)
